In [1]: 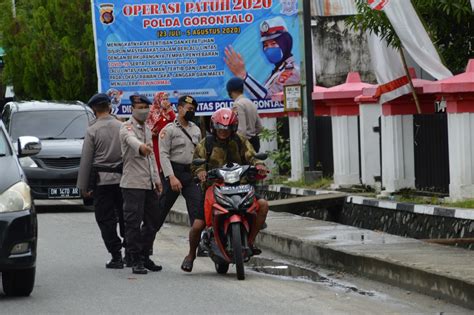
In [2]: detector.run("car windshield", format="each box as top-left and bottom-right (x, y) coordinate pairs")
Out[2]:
(0, 128), (12, 157)
(11, 110), (89, 141)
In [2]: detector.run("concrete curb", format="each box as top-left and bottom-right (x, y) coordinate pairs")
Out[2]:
(167, 207), (474, 309)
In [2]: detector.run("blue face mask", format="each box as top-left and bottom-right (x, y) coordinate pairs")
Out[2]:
(264, 47), (283, 64)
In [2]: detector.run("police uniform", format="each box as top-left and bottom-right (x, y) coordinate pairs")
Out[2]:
(77, 93), (125, 260)
(157, 101), (203, 229)
(119, 112), (161, 263)
(243, 16), (301, 100)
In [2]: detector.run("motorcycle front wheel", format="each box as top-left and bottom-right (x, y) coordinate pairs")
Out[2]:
(231, 223), (245, 280)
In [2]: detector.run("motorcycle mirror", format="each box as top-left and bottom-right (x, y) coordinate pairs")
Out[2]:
(192, 158), (206, 166)
(254, 153), (268, 161)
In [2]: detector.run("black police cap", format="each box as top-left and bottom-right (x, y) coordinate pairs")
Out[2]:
(87, 93), (110, 108)
(178, 95), (198, 108)
(129, 94), (151, 105)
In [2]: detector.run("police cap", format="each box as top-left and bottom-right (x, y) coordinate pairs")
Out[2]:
(226, 77), (244, 93)
(87, 93), (110, 108)
(178, 95), (198, 108)
(129, 94), (151, 105)
(260, 16), (288, 42)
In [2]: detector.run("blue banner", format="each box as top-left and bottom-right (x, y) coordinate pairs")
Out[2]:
(91, 0), (301, 116)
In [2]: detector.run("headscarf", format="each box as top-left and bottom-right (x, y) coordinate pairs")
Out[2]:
(147, 92), (168, 129)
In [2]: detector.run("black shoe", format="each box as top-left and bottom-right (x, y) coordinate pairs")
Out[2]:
(106, 252), (124, 269)
(250, 245), (262, 256)
(132, 255), (147, 274)
(144, 257), (162, 272)
(124, 252), (132, 268)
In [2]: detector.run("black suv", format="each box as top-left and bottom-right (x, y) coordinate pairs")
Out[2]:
(0, 120), (41, 296)
(1, 101), (94, 201)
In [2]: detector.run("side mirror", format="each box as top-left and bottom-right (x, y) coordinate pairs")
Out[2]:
(254, 153), (268, 161)
(192, 158), (206, 166)
(18, 136), (42, 157)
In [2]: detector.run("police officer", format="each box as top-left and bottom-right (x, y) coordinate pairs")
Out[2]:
(156, 95), (203, 232)
(227, 77), (263, 153)
(77, 93), (125, 269)
(224, 16), (300, 100)
(120, 94), (163, 275)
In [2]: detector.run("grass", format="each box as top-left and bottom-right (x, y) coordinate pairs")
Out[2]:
(391, 192), (474, 209)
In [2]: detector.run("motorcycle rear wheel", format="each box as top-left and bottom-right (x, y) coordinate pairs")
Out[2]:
(231, 223), (245, 280)
(215, 262), (229, 274)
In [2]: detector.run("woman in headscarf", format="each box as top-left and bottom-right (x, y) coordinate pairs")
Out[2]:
(147, 92), (176, 174)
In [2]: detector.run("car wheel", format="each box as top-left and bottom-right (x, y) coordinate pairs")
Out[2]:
(2, 267), (36, 296)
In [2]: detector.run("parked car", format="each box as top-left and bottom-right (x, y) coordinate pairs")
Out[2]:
(0, 120), (41, 296)
(1, 101), (94, 201)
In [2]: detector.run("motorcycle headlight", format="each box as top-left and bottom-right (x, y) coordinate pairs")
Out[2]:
(19, 157), (38, 168)
(219, 169), (242, 184)
(0, 181), (32, 213)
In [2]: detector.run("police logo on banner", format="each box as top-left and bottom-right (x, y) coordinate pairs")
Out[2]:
(100, 3), (115, 25)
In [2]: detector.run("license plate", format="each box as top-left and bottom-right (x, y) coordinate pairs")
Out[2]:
(48, 187), (81, 199)
(220, 185), (251, 194)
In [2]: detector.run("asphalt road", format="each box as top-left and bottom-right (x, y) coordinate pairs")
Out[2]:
(0, 201), (469, 314)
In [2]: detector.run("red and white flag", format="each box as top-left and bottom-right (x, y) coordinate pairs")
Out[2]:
(368, 0), (452, 80)
(367, 32), (411, 104)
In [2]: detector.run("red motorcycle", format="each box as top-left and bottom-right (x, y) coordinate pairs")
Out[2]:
(194, 154), (267, 280)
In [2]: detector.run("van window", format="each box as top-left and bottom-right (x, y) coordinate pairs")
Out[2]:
(10, 110), (89, 141)
(0, 128), (12, 157)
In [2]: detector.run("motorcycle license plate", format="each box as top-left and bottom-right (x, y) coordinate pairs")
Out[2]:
(220, 184), (251, 194)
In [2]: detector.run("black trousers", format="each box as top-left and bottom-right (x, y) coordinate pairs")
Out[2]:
(249, 135), (260, 153)
(122, 188), (160, 256)
(93, 184), (124, 254)
(156, 164), (204, 231)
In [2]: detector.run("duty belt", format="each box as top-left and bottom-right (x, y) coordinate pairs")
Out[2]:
(171, 162), (191, 172)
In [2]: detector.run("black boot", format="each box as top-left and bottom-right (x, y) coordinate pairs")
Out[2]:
(144, 256), (162, 272)
(106, 252), (124, 269)
(132, 254), (147, 274)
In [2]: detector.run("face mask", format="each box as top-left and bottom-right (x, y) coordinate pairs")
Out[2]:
(264, 47), (283, 64)
(184, 110), (195, 122)
(133, 108), (150, 122)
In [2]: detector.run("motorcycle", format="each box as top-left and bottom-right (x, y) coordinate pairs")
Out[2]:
(194, 154), (267, 280)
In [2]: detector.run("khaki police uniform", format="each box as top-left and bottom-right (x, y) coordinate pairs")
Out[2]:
(119, 116), (161, 258)
(157, 119), (203, 228)
(77, 115), (125, 255)
(233, 94), (263, 152)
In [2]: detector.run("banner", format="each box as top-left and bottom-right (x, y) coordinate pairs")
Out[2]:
(91, 0), (302, 117)
(368, 0), (452, 80)
(367, 31), (411, 105)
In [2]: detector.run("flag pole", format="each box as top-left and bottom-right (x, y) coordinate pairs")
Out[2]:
(399, 48), (422, 114)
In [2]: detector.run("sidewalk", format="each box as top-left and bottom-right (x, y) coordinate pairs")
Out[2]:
(166, 196), (474, 309)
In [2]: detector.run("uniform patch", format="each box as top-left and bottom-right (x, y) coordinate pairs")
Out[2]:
(160, 130), (167, 139)
(278, 70), (292, 84)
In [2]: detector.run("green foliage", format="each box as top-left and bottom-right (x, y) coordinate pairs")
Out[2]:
(346, 0), (474, 74)
(260, 123), (291, 175)
(270, 177), (334, 190)
(0, 0), (97, 101)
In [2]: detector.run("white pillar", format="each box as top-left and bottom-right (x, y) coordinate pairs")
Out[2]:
(381, 115), (415, 193)
(289, 114), (304, 181)
(359, 103), (382, 186)
(260, 117), (278, 176)
(331, 116), (360, 186)
(448, 113), (474, 200)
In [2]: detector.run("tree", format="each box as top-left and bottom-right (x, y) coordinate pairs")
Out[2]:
(0, 0), (97, 101)
(346, 0), (474, 74)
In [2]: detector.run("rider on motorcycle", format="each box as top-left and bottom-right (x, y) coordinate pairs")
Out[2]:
(180, 108), (269, 272)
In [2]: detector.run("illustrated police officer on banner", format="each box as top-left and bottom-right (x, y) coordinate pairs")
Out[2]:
(77, 93), (126, 269)
(155, 95), (203, 233)
(224, 16), (300, 100)
(120, 94), (163, 275)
